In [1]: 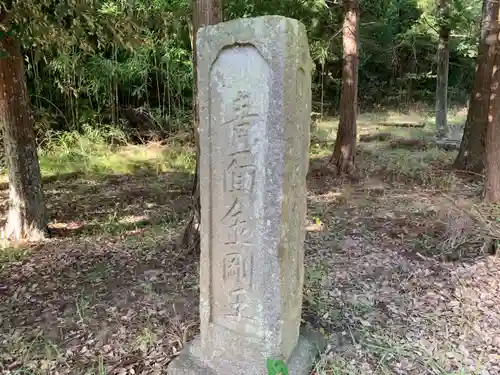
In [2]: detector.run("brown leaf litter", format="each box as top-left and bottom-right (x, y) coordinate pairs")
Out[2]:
(0, 156), (499, 374)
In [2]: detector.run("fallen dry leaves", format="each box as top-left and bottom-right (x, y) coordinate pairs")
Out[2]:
(0, 147), (499, 375)
(0, 171), (197, 375)
(306, 154), (500, 375)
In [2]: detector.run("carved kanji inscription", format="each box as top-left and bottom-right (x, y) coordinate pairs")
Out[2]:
(220, 198), (252, 245)
(225, 159), (256, 193)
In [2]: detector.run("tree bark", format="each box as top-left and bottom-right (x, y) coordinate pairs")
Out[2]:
(330, 0), (359, 176)
(435, 0), (450, 138)
(454, 0), (499, 174)
(182, 0), (222, 249)
(484, 7), (500, 202)
(0, 35), (48, 241)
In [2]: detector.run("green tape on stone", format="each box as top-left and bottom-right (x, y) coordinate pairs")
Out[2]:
(267, 359), (289, 375)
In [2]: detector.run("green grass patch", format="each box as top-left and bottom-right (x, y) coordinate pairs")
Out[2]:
(318, 109), (466, 140)
(310, 124), (334, 158)
(0, 246), (32, 270)
(38, 125), (195, 179)
(361, 146), (457, 188)
(312, 112), (460, 189)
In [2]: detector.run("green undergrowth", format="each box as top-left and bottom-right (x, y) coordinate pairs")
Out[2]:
(0, 246), (32, 271)
(311, 111), (461, 189)
(38, 125), (196, 178)
(33, 107), (464, 183)
(361, 146), (457, 188)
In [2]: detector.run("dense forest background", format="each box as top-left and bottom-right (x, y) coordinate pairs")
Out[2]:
(12, 0), (481, 143)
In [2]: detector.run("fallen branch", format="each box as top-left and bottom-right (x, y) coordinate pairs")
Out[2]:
(379, 123), (425, 128)
(359, 132), (393, 142)
(389, 138), (428, 150)
(434, 139), (460, 151)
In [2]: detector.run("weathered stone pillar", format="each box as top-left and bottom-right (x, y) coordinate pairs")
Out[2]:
(168, 15), (321, 375)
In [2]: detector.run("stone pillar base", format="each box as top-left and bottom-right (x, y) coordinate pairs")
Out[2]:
(167, 327), (324, 375)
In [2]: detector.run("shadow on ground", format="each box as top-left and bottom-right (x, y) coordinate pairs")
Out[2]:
(0, 167), (197, 374)
(0, 167), (193, 238)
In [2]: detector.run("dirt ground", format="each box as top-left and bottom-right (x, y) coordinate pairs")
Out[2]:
(1, 119), (499, 375)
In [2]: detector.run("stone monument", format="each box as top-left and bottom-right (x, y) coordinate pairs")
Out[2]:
(168, 15), (322, 375)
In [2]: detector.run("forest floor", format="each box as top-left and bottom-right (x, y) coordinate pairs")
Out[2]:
(1, 108), (500, 375)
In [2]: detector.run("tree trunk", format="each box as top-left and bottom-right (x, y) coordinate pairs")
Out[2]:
(330, 0), (359, 176)
(435, 0), (450, 138)
(454, 0), (499, 174)
(484, 8), (500, 202)
(182, 0), (222, 249)
(0, 35), (48, 241)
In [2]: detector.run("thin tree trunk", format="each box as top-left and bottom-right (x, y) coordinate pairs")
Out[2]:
(454, 0), (498, 174)
(435, 0), (450, 138)
(330, 0), (359, 176)
(0, 35), (48, 241)
(182, 0), (222, 249)
(484, 7), (500, 202)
